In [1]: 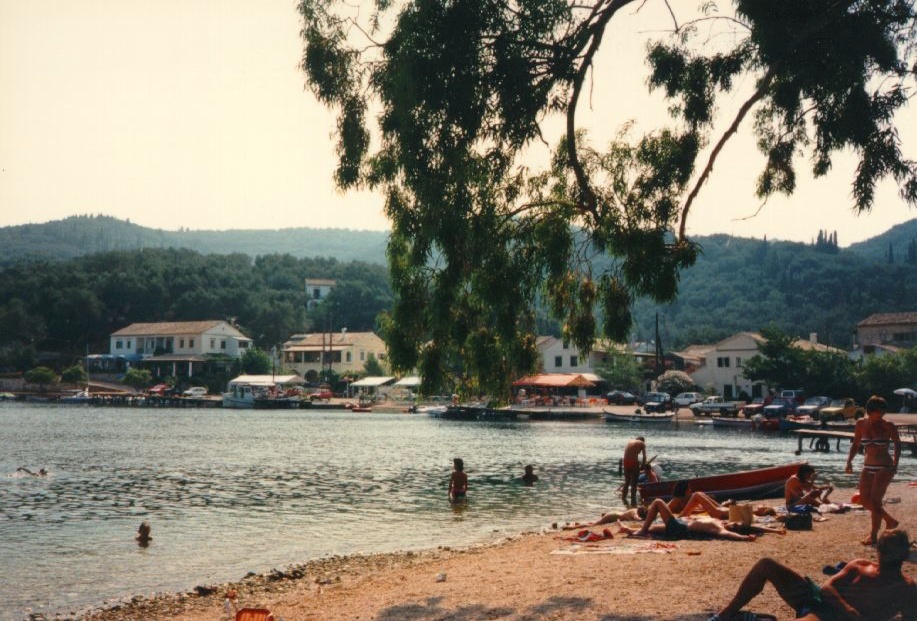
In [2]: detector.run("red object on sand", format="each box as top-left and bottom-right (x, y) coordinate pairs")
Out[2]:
(639, 463), (803, 503)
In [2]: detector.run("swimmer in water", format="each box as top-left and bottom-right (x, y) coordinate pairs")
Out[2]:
(16, 467), (48, 477)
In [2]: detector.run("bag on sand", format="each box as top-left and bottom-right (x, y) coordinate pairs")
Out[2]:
(785, 512), (813, 530)
(728, 503), (754, 526)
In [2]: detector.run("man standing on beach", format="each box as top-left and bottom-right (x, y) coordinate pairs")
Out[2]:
(622, 436), (646, 507)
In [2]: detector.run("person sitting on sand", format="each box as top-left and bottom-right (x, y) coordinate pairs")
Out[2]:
(618, 498), (759, 542)
(785, 464), (833, 511)
(136, 521), (152, 546)
(521, 464), (538, 486)
(708, 528), (915, 621)
(16, 466), (47, 477)
(448, 458), (468, 502)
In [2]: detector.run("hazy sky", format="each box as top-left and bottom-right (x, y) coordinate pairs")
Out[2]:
(2, 1), (914, 245)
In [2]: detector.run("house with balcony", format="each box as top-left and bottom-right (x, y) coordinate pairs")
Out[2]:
(109, 320), (253, 378)
(282, 330), (387, 382)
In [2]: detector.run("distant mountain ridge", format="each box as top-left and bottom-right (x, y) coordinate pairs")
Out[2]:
(2, 214), (914, 268)
(0, 215), (390, 267)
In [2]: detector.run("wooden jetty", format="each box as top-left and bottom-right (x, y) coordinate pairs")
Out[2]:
(794, 425), (917, 456)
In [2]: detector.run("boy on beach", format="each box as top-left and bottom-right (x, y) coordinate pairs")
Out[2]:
(449, 458), (467, 502)
(709, 528), (915, 621)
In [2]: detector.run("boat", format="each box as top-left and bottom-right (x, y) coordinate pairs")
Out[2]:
(222, 375), (305, 409)
(59, 388), (93, 404)
(349, 404), (373, 412)
(778, 415), (823, 432)
(711, 416), (756, 429)
(0, 392), (15, 400)
(416, 405), (448, 417)
(639, 462), (804, 503)
(603, 409), (675, 423)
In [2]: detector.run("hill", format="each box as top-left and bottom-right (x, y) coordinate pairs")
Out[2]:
(0, 215), (389, 267)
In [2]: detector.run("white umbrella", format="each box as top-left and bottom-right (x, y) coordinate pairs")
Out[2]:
(892, 387), (916, 397)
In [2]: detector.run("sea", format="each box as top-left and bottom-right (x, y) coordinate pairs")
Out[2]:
(1, 402), (912, 620)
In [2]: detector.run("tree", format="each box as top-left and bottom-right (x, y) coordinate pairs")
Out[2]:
(656, 370), (695, 396)
(300, 0), (917, 394)
(739, 327), (806, 391)
(241, 347), (272, 375)
(24, 366), (58, 392)
(362, 355), (386, 377)
(594, 350), (642, 392)
(122, 368), (152, 390)
(60, 364), (88, 385)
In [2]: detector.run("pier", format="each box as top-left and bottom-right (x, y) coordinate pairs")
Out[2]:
(794, 425), (917, 456)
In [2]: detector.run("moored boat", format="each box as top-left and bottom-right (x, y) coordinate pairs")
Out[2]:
(222, 374), (305, 409)
(639, 462), (803, 503)
(711, 416), (756, 429)
(778, 415), (823, 432)
(603, 409), (675, 424)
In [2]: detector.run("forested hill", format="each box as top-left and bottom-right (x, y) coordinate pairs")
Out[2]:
(0, 215), (389, 267)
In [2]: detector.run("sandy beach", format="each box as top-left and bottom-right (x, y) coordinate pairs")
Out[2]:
(74, 481), (915, 621)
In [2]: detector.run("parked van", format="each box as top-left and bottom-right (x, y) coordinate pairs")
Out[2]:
(674, 392), (704, 407)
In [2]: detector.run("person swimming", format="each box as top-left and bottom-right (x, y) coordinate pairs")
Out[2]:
(16, 466), (48, 477)
(136, 521), (152, 547)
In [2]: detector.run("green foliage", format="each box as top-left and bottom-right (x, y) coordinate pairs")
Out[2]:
(123, 368), (153, 390)
(241, 348), (272, 375)
(300, 0), (917, 394)
(656, 370), (695, 395)
(594, 350), (642, 392)
(24, 366), (58, 389)
(741, 326), (806, 390)
(362, 355), (386, 377)
(60, 364), (88, 385)
(857, 348), (917, 404)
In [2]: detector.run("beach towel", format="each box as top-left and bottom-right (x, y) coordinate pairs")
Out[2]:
(551, 540), (677, 555)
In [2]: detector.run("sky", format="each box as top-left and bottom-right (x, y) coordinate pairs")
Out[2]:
(1, 1), (914, 246)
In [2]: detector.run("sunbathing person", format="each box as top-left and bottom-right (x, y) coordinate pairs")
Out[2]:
(784, 464), (833, 511)
(562, 506), (646, 529)
(678, 491), (777, 519)
(708, 528), (914, 621)
(618, 498), (757, 542)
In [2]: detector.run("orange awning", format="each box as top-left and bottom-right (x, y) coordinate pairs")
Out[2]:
(512, 374), (595, 388)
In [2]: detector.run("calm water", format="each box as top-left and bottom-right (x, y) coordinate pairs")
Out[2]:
(1, 403), (911, 620)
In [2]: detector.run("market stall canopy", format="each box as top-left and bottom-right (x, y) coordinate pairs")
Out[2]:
(350, 376), (396, 388)
(512, 373), (595, 388)
(393, 376), (421, 387)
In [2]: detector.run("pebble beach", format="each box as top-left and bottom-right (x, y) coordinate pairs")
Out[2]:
(73, 482), (915, 621)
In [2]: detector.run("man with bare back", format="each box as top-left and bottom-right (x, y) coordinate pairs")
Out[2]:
(621, 436), (646, 507)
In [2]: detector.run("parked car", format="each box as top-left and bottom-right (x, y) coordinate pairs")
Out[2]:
(689, 395), (743, 417)
(779, 389), (807, 404)
(818, 398), (865, 421)
(763, 397), (795, 419)
(673, 392), (704, 407)
(182, 386), (208, 398)
(742, 397), (767, 417)
(606, 390), (638, 405)
(642, 391), (673, 412)
(310, 388), (334, 401)
(796, 396), (832, 417)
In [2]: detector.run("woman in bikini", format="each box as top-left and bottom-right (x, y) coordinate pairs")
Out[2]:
(846, 395), (901, 545)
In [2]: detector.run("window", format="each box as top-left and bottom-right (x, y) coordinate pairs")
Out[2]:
(116, 340), (123, 350)
(570, 355), (578, 367)
(562, 340), (570, 349)
(717, 357), (731, 368)
(313, 288), (321, 299)
(179, 339), (185, 349)
(346, 352), (352, 363)
(220, 340), (226, 350)
(554, 356), (562, 367)
(189, 339), (194, 348)
(360, 351), (366, 361)
(210, 338), (216, 349)
(736, 357), (742, 367)
(126, 340), (131, 349)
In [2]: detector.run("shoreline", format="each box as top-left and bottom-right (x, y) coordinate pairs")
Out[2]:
(74, 482), (916, 621)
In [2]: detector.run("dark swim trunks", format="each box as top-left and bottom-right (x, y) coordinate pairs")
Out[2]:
(795, 577), (838, 621)
(664, 517), (690, 539)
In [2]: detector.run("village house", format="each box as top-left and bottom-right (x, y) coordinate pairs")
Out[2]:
(282, 330), (387, 382)
(304, 278), (336, 309)
(535, 336), (630, 374)
(688, 331), (843, 399)
(108, 320), (252, 378)
(852, 311), (917, 359)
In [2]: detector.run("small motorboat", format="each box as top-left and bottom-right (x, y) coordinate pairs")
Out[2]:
(59, 388), (93, 405)
(639, 462), (803, 503)
(711, 416), (756, 429)
(778, 415), (822, 432)
(603, 409), (675, 424)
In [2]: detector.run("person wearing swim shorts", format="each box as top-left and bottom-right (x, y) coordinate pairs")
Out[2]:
(845, 395), (901, 545)
(621, 436), (646, 507)
(618, 498), (756, 542)
(708, 528), (914, 621)
(448, 457), (468, 502)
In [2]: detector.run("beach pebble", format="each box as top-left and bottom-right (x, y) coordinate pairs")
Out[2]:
(435, 572), (447, 582)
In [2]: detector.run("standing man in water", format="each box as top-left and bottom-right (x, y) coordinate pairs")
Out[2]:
(622, 436), (647, 507)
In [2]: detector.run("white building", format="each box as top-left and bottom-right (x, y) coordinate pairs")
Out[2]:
(304, 278), (336, 309)
(535, 336), (629, 374)
(109, 320), (253, 377)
